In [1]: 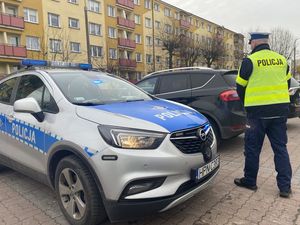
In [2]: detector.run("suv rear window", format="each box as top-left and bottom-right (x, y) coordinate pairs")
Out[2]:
(223, 71), (238, 87)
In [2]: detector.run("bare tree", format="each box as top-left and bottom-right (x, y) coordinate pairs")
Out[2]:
(178, 35), (202, 67)
(200, 33), (226, 68)
(158, 21), (181, 69)
(27, 27), (82, 62)
(269, 27), (295, 60)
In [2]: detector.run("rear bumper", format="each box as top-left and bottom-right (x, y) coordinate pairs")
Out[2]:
(105, 166), (219, 222)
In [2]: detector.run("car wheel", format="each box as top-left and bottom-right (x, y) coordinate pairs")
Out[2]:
(55, 155), (107, 225)
(208, 119), (221, 146)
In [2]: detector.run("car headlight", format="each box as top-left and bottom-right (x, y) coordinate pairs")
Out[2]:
(98, 125), (167, 149)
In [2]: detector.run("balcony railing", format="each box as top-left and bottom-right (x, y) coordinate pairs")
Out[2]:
(0, 44), (27, 58)
(0, 13), (24, 29)
(119, 58), (136, 68)
(118, 38), (136, 49)
(180, 19), (191, 29)
(116, 0), (134, 9)
(117, 17), (135, 29)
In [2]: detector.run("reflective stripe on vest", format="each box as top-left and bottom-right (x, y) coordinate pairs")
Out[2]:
(244, 50), (290, 107)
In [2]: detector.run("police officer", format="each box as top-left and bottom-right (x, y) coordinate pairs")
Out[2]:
(234, 32), (292, 198)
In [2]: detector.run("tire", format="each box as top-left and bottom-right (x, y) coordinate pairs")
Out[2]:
(55, 155), (107, 225)
(208, 119), (221, 147)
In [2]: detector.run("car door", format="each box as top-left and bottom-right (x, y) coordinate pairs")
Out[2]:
(155, 73), (192, 105)
(4, 73), (58, 174)
(0, 77), (19, 164)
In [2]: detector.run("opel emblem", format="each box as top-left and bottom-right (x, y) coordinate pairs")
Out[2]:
(198, 128), (206, 141)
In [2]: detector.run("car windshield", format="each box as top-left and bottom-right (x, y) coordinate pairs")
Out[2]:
(49, 71), (152, 105)
(222, 71), (238, 87)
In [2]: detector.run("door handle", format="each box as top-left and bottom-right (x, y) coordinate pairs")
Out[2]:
(6, 114), (14, 123)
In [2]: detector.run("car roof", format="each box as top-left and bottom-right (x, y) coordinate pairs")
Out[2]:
(139, 67), (237, 81)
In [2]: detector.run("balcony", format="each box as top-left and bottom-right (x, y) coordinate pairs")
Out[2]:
(0, 13), (24, 29)
(116, 0), (134, 9)
(118, 38), (136, 49)
(117, 17), (135, 29)
(119, 58), (136, 68)
(180, 19), (191, 29)
(0, 44), (27, 58)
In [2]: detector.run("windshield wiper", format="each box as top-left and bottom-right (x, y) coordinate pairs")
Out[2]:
(73, 102), (103, 106)
(124, 99), (145, 102)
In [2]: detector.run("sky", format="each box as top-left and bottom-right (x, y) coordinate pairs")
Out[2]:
(164, 0), (300, 48)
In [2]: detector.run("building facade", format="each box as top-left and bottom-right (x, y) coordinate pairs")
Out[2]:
(0, 0), (244, 81)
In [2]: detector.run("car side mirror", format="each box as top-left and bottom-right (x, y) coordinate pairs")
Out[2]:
(14, 97), (45, 122)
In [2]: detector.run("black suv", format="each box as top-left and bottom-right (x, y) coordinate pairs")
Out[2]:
(136, 67), (246, 144)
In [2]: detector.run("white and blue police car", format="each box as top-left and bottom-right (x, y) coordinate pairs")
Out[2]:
(0, 59), (219, 225)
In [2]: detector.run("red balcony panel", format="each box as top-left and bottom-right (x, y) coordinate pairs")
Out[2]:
(118, 38), (136, 48)
(0, 44), (27, 58)
(0, 13), (24, 29)
(119, 58), (136, 68)
(117, 17), (135, 29)
(116, 0), (134, 9)
(180, 19), (191, 29)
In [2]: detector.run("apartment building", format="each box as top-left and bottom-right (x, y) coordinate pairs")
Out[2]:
(0, 0), (244, 81)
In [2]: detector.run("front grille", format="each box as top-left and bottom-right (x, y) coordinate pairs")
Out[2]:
(170, 125), (214, 154)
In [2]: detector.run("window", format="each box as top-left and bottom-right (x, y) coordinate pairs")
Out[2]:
(107, 5), (115, 17)
(155, 38), (161, 46)
(24, 8), (38, 23)
(68, 0), (78, 3)
(89, 23), (101, 36)
(108, 27), (116, 38)
(154, 3), (159, 11)
(50, 39), (61, 52)
(135, 34), (142, 44)
(208, 24), (212, 32)
(109, 48), (117, 59)
(15, 75), (58, 113)
(190, 73), (213, 89)
(134, 15), (141, 24)
(155, 21), (160, 29)
(88, 0), (100, 13)
(69, 18), (79, 29)
(9, 36), (20, 46)
(0, 78), (18, 104)
(70, 42), (80, 52)
(133, 0), (140, 5)
(146, 54), (152, 64)
(144, 0), (151, 9)
(158, 74), (189, 94)
(164, 24), (172, 34)
(90, 45), (102, 57)
(146, 36), (152, 46)
(48, 13), (60, 27)
(136, 53), (142, 62)
(145, 17), (152, 28)
(175, 12), (180, 20)
(26, 36), (40, 51)
(156, 55), (161, 63)
(136, 77), (158, 94)
(164, 8), (171, 17)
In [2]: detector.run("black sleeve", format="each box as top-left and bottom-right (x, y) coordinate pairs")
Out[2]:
(287, 65), (291, 89)
(236, 58), (253, 104)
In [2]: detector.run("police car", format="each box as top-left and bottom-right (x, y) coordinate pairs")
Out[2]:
(0, 59), (219, 224)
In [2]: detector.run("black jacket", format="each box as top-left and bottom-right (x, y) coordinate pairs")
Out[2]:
(236, 44), (290, 118)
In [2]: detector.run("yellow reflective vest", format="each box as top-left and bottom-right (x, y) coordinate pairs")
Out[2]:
(236, 49), (291, 107)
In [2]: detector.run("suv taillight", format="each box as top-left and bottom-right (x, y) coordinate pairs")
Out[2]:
(219, 90), (240, 102)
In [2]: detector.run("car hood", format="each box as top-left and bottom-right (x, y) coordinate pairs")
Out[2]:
(76, 99), (208, 133)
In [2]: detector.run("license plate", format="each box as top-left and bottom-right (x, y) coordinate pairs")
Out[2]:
(191, 155), (220, 181)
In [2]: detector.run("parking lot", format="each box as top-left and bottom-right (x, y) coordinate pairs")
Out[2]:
(0, 119), (300, 225)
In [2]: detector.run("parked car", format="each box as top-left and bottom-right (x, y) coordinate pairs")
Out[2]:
(136, 67), (246, 144)
(0, 60), (219, 225)
(288, 77), (300, 118)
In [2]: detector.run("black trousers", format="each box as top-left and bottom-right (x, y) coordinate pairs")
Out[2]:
(243, 117), (292, 192)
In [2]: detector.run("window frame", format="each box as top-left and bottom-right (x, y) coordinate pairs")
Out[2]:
(24, 8), (38, 23)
